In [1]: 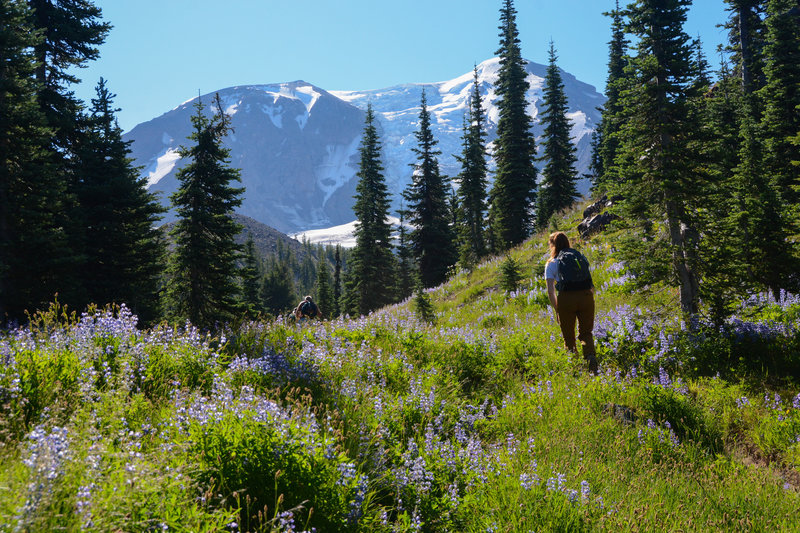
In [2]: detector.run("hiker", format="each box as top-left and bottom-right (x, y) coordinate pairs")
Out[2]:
(294, 295), (322, 323)
(544, 231), (598, 373)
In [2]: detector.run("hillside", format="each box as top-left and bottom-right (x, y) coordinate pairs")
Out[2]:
(1, 205), (798, 531)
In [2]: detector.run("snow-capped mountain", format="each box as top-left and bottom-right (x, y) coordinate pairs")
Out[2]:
(124, 58), (605, 234)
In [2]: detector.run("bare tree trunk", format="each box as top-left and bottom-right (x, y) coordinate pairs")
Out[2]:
(666, 198), (699, 316)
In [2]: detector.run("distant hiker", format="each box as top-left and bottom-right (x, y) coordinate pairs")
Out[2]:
(544, 231), (598, 374)
(294, 295), (321, 323)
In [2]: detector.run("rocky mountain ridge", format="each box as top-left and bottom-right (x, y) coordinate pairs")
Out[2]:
(124, 57), (605, 234)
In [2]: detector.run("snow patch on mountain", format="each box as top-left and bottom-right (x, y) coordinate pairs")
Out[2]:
(261, 103), (284, 128)
(291, 216), (402, 248)
(567, 111), (591, 142)
(147, 148), (181, 187)
(317, 136), (361, 205)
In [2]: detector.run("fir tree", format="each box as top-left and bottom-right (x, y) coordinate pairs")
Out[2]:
(350, 103), (396, 314)
(734, 93), (796, 300)
(240, 234), (262, 318)
(28, 0), (111, 309)
(760, 0), (800, 205)
(412, 279), (436, 324)
(489, 0), (538, 251)
(73, 78), (165, 324)
(315, 258), (334, 320)
(165, 94), (245, 328)
(261, 258), (295, 317)
(333, 244), (342, 318)
(499, 254), (523, 293)
(588, 130), (603, 193)
(596, 0), (629, 192)
(723, 0), (768, 94)
(537, 41), (580, 228)
(455, 67), (489, 270)
(0, 0), (74, 320)
(612, 0), (706, 315)
(404, 89), (456, 288)
(396, 207), (415, 301)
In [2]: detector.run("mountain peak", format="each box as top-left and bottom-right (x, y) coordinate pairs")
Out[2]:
(125, 60), (605, 234)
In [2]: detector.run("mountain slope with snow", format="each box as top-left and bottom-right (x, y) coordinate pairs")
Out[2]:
(124, 58), (605, 234)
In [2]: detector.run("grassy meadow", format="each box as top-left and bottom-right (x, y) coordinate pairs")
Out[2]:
(1, 206), (799, 532)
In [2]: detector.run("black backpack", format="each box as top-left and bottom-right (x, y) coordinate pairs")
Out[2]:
(300, 300), (318, 317)
(556, 248), (593, 291)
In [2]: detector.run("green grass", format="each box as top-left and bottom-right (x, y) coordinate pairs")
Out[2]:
(1, 204), (799, 532)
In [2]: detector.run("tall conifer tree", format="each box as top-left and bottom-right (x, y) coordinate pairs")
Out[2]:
(396, 207), (415, 300)
(350, 104), (396, 314)
(537, 41), (580, 228)
(261, 257), (295, 317)
(489, 0), (538, 251)
(455, 67), (489, 269)
(723, 0), (768, 94)
(73, 78), (165, 324)
(332, 244), (342, 318)
(0, 0), (70, 320)
(760, 0), (800, 206)
(315, 258), (333, 320)
(240, 235), (262, 318)
(612, 0), (705, 315)
(28, 0), (111, 308)
(165, 95), (245, 328)
(404, 89), (456, 288)
(596, 0), (629, 192)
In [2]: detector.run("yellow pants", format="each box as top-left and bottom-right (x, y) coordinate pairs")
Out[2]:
(556, 289), (596, 366)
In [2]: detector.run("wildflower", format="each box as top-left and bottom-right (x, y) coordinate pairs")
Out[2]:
(735, 396), (750, 408)
(580, 480), (591, 500)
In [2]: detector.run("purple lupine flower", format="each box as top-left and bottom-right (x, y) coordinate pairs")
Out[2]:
(735, 397), (750, 409)
(580, 480), (591, 500)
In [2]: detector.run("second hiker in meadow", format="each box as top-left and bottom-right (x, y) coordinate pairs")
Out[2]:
(545, 231), (598, 374)
(294, 295), (322, 323)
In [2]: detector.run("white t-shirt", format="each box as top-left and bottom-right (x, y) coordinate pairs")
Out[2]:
(545, 258), (559, 281)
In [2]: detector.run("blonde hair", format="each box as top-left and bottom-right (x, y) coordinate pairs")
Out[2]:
(548, 231), (570, 260)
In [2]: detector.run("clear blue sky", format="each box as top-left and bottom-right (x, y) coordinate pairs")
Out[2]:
(73, 0), (730, 133)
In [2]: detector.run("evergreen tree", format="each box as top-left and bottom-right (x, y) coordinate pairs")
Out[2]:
(0, 0), (75, 320)
(690, 58), (749, 324)
(165, 95), (245, 328)
(28, 0), (110, 142)
(412, 279), (436, 324)
(588, 130), (603, 193)
(499, 254), (523, 293)
(28, 0), (111, 309)
(396, 207), (415, 301)
(723, 0), (768, 94)
(537, 41), (580, 228)
(72, 78), (165, 324)
(734, 93), (796, 300)
(240, 234), (262, 318)
(350, 103), (396, 314)
(261, 258), (295, 317)
(315, 258), (334, 320)
(333, 244), (342, 318)
(760, 0), (800, 206)
(596, 0), (629, 192)
(489, 0), (538, 251)
(455, 67), (489, 270)
(612, 0), (705, 315)
(404, 89), (456, 288)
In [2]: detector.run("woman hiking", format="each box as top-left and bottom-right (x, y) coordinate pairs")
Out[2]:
(544, 231), (598, 374)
